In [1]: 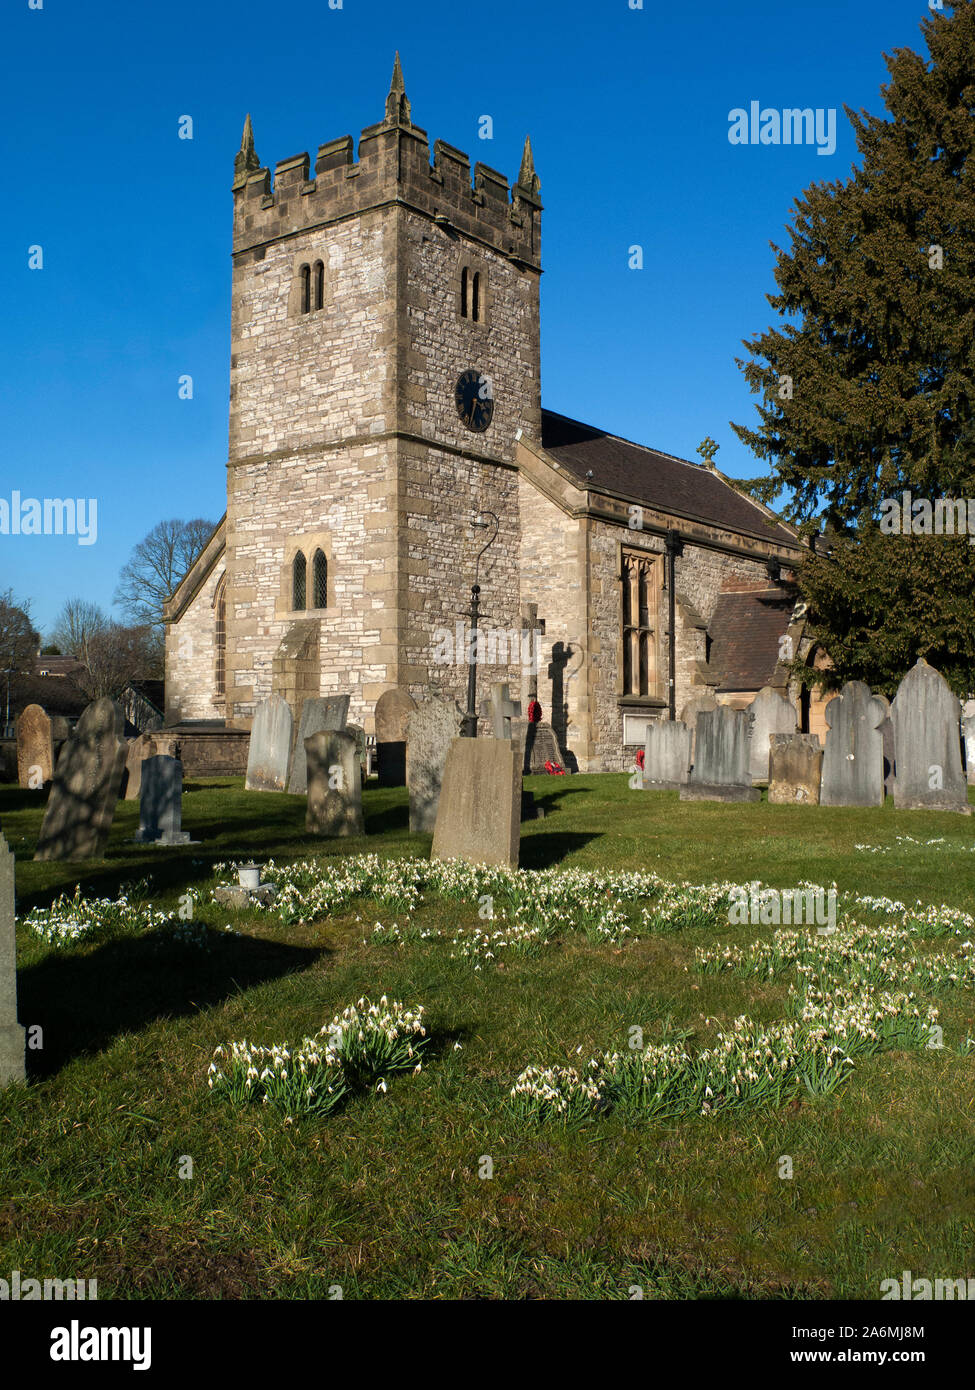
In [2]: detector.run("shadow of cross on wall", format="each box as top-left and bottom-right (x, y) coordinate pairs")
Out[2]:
(479, 683), (521, 739)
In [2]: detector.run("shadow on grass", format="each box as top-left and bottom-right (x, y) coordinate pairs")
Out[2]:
(518, 832), (601, 870)
(18, 927), (325, 1081)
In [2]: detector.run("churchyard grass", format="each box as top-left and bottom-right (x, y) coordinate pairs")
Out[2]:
(1, 774), (974, 1298)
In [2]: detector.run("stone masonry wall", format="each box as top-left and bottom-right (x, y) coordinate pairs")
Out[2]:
(164, 562), (225, 722)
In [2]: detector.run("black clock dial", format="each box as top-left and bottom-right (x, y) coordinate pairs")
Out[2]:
(455, 369), (495, 433)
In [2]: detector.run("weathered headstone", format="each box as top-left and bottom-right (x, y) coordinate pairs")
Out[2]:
(641, 720), (692, 791)
(305, 730), (364, 836)
(374, 688), (416, 787)
(680, 707), (759, 802)
(245, 694), (294, 793)
(287, 695), (350, 795)
(479, 682), (522, 739)
(406, 697), (466, 832)
(345, 723), (367, 778)
(0, 833), (25, 1086)
(134, 755), (195, 844)
(890, 659), (970, 814)
(820, 681), (887, 807)
(963, 700), (975, 787)
(34, 698), (127, 861)
(746, 687), (797, 782)
(768, 733), (823, 805)
(512, 717), (562, 774)
(431, 737), (521, 867)
(124, 733), (155, 801)
(679, 692), (718, 766)
(17, 704), (54, 789)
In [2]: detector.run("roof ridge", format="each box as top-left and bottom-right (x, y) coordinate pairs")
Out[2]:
(541, 407), (701, 471)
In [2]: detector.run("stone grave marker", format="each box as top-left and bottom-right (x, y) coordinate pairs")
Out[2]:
(124, 732), (155, 801)
(374, 688), (416, 787)
(768, 733), (823, 805)
(890, 659), (970, 814)
(406, 697), (466, 832)
(34, 698), (128, 861)
(245, 694), (294, 793)
(305, 730), (364, 836)
(963, 700), (975, 787)
(820, 681), (887, 807)
(746, 687), (797, 782)
(431, 737), (521, 868)
(134, 755), (195, 844)
(512, 717), (562, 774)
(479, 682), (522, 739)
(680, 706), (759, 802)
(641, 720), (691, 791)
(0, 832), (25, 1086)
(17, 704), (54, 789)
(679, 692), (718, 766)
(345, 723), (367, 778)
(287, 695), (350, 795)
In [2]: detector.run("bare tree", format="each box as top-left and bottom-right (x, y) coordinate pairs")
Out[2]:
(49, 598), (108, 661)
(72, 623), (159, 701)
(114, 518), (216, 630)
(0, 590), (40, 675)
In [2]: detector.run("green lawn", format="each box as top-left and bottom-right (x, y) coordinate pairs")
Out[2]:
(1, 775), (974, 1299)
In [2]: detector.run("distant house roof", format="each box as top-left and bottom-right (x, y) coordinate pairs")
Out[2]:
(7, 673), (88, 720)
(127, 680), (165, 714)
(539, 410), (798, 548)
(707, 587), (796, 692)
(34, 655), (86, 679)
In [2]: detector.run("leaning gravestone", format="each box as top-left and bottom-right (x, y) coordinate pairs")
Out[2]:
(746, 687), (797, 782)
(287, 695), (349, 795)
(123, 732), (155, 801)
(679, 692), (718, 766)
(768, 733), (823, 805)
(34, 698), (127, 861)
(431, 737), (521, 868)
(0, 833), (25, 1086)
(890, 659), (970, 814)
(134, 755), (195, 844)
(641, 721), (691, 791)
(680, 707), (759, 802)
(245, 694), (294, 793)
(406, 697), (466, 832)
(17, 704), (54, 789)
(820, 681), (887, 807)
(305, 730), (364, 836)
(374, 688), (416, 787)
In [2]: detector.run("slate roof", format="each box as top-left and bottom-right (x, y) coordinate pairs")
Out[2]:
(6, 673), (88, 719)
(539, 410), (797, 547)
(707, 588), (796, 692)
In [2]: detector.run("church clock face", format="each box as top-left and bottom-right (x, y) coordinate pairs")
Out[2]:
(455, 369), (494, 433)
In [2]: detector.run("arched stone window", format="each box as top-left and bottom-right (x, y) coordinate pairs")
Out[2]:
(313, 261), (325, 311)
(312, 549), (327, 609)
(214, 577), (226, 698)
(460, 266), (469, 319)
(299, 264), (311, 315)
(292, 552), (307, 611)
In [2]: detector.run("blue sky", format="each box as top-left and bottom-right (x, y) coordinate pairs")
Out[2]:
(0, 0), (941, 635)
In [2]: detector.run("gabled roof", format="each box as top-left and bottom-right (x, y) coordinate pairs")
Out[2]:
(539, 410), (797, 548)
(708, 587), (795, 692)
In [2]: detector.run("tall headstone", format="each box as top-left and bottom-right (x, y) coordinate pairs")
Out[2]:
(820, 682), (887, 807)
(679, 692), (718, 766)
(746, 687), (797, 782)
(963, 700), (975, 787)
(890, 659), (970, 814)
(34, 698), (127, 861)
(124, 732), (155, 801)
(135, 755), (194, 844)
(641, 721), (691, 791)
(245, 694), (294, 793)
(374, 688), (416, 787)
(305, 730), (364, 836)
(768, 733), (823, 805)
(16, 704), (54, 789)
(680, 707), (759, 802)
(287, 695), (350, 795)
(431, 738), (521, 868)
(0, 833), (25, 1086)
(406, 697), (466, 832)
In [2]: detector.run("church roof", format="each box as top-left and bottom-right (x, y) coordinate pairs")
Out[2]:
(707, 586), (796, 692)
(539, 410), (797, 547)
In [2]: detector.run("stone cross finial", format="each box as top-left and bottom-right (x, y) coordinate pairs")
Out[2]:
(517, 136), (540, 196)
(479, 682), (522, 739)
(696, 437), (719, 467)
(385, 52), (412, 126)
(233, 113), (261, 191)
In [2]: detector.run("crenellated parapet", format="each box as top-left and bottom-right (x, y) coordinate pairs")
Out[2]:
(231, 53), (541, 270)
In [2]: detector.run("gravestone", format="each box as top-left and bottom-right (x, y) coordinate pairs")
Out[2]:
(679, 692), (718, 766)
(134, 755), (195, 844)
(34, 698), (127, 861)
(431, 737), (521, 868)
(124, 733), (155, 801)
(479, 682), (522, 739)
(345, 723), (367, 778)
(820, 681), (887, 807)
(406, 697), (466, 832)
(890, 659), (970, 814)
(746, 687), (797, 782)
(512, 717), (562, 774)
(641, 720), (691, 791)
(0, 833), (25, 1086)
(287, 695), (349, 795)
(16, 704), (54, 789)
(963, 700), (975, 787)
(680, 707), (759, 802)
(245, 694), (294, 792)
(876, 695), (895, 798)
(305, 730), (364, 836)
(768, 733), (823, 805)
(374, 688), (416, 787)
